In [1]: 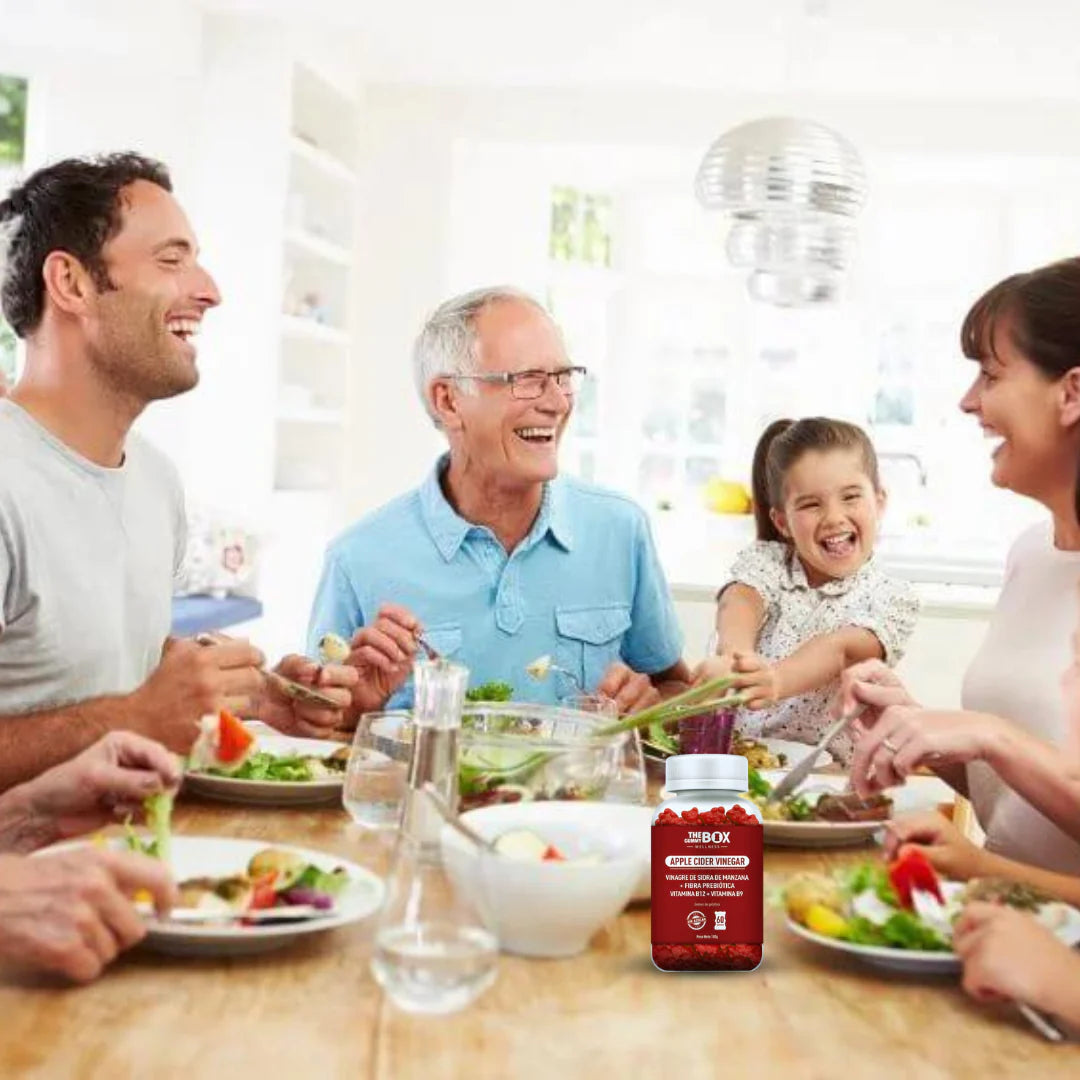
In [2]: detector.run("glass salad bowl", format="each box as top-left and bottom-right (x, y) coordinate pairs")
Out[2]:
(458, 704), (631, 811)
(365, 703), (631, 813)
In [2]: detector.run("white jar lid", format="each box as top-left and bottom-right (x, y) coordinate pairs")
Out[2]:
(665, 753), (748, 792)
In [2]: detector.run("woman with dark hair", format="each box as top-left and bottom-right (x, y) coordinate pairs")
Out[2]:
(839, 257), (1080, 882)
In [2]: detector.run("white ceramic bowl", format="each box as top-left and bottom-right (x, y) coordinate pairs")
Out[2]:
(441, 801), (643, 958)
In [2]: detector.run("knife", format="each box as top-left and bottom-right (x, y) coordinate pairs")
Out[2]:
(765, 707), (864, 806)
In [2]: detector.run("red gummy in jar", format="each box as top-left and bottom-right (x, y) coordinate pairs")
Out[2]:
(651, 754), (763, 973)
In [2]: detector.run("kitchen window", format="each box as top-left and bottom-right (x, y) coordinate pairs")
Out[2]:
(0, 73), (29, 385)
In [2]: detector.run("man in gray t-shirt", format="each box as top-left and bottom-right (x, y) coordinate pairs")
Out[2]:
(0, 154), (357, 791)
(0, 400), (184, 712)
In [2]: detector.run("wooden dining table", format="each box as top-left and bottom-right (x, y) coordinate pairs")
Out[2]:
(0, 794), (1077, 1080)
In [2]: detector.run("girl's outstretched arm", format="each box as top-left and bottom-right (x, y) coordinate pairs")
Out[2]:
(734, 626), (882, 708)
(695, 584), (766, 684)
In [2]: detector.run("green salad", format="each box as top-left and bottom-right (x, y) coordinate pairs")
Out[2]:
(124, 792), (174, 862)
(193, 748), (349, 782)
(465, 681), (514, 703)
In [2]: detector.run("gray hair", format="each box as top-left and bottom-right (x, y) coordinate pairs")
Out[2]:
(412, 284), (550, 429)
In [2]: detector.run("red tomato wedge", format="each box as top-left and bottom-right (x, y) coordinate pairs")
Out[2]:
(216, 709), (254, 764)
(541, 844), (566, 862)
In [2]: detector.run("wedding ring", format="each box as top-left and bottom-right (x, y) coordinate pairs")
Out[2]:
(882, 737), (899, 754)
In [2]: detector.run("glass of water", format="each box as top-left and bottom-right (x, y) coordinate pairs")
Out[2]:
(342, 711), (413, 830)
(560, 691), (646, 805)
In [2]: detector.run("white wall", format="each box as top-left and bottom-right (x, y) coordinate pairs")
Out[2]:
(0, 1), (359, 508)
(347, 85), (1080, 521)
(0, 0), (205, 468)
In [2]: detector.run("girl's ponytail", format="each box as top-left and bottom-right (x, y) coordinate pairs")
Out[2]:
(751, 419), (793, 541)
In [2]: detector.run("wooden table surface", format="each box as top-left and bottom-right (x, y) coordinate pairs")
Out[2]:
(0, 796), (1077, 1080)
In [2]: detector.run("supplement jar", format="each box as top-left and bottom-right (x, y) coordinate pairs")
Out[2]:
(651, 753), (763, 972)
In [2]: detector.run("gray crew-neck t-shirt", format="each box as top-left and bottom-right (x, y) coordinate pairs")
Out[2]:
(0, 399), (186, 714)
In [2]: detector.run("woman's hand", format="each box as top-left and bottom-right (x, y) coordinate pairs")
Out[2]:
(831, 658), (917, 727)
(882, 811), (995, 881)
(850, 706), (1008, 796)
(1, 732), (181, 853)
(954, 902), (1080, 1022)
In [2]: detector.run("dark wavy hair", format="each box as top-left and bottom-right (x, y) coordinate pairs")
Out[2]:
(751, 417), (881, 543)
(960, 257), (1080, 524)
(0, 152), (172, 337)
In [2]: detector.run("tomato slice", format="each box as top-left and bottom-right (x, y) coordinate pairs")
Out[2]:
(250, 872), (278, 910)
(541, 844), (566, 861)
(216, 709), (254, 764)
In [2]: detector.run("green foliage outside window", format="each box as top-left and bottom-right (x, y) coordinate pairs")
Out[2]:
(0, 75), (27, 165)
(0, 322), (14, 384)
(0, 74), (28, 379)
(549, 185), (612, 268)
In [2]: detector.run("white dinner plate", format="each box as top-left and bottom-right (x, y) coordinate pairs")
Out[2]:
(183, 731), (346, 807)
(41, 836), (384, 957)
(757, 771), (953, 848)
(786, 883), (1080, 974)
(646, 736), (832, 775)
(748, 738), (834, 770)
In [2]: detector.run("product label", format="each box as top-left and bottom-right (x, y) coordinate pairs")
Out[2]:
(651, 824), (763, 945)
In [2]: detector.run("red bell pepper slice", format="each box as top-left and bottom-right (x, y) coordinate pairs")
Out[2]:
(888, 847), (944, 909)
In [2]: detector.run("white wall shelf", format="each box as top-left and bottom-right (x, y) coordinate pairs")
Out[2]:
(281, 314), (350, 346)
(285, 227), (353, 267)
(289, 133), (356, 185)
(274, 60), (358, 507)
(276, 406), (345, 426)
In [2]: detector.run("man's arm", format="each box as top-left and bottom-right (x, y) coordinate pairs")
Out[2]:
(772, 626), (884, 700)
(0, 695), (141, 795)
(0, 637), (265, 793)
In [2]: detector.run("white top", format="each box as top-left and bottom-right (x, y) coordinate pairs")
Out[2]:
(0, 400), (186, 714)
(962, 522), (1080, 874)
(725, 540), (920, 765)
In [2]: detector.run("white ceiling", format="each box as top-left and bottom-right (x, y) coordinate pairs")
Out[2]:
(197, 0), (1080, 99)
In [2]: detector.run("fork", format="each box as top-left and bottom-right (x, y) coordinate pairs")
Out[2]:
(415, 632), (441, 662)
(194, 632), (340, 710)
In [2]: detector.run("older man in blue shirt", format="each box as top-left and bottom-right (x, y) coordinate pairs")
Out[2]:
(307, 286), (690, 715)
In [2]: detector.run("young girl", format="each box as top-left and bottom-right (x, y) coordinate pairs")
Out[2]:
(698, 417), (919, 765)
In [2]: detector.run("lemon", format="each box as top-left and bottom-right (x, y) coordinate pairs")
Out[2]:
(703, 479), (752, 515)
(804, 903), (849, 938)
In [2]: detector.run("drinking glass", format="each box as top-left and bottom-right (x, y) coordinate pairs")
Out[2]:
(342, 711), (413, 830)
(560, 691), (646, 805)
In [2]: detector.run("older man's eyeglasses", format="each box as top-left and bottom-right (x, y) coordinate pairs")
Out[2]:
(446, 366), (587, 400)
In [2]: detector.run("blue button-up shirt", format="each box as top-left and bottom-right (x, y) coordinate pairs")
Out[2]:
(306, 458), (683, 708)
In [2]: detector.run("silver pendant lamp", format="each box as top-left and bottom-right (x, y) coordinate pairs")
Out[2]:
(694, 117), (867, 306)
